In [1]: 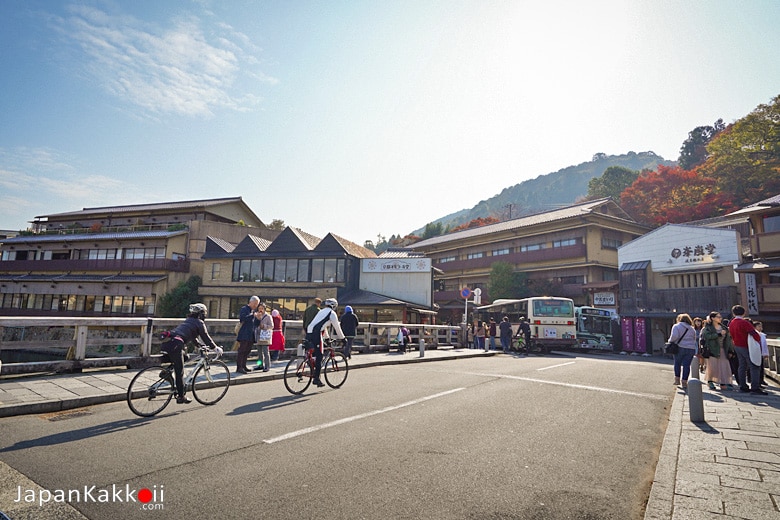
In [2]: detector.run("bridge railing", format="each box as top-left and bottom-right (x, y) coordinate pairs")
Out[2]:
(0, 317), (461, 375)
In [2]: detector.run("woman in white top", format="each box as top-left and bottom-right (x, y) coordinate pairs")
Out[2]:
(668, 313), (697, 389)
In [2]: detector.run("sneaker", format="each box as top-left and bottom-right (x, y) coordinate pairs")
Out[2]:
(313, 379), (325, 387)
(707, 382), (716, 390)
(750, 389), (768, 396)
(176, 395), (192, 404)
(739, 387), (751, 393)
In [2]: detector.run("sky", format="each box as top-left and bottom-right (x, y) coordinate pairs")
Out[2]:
(1, 1), (779, 246)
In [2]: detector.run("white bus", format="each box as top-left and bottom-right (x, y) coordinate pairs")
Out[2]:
(476, 297), (577, 354)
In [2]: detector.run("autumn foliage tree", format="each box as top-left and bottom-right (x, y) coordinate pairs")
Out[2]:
(450, 216), (499, 232)
(699, 94), (780, 207)
(619, 165), (734, 226)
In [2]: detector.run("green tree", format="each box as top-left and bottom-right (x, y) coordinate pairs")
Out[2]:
(157, 276), (202, 318)
(678, 119), (725, 170)
(267, 219), (286, 231)
(422, 222), (444, 239)
(700, 95), (780, 207)
(487, 262), (525, 301)
(586, 166), (640, 200)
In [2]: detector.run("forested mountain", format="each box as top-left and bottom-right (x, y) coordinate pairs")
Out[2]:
(413, 151), (675, 235)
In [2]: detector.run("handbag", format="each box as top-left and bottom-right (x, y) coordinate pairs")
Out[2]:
(699, 344), (710, 358)
(256, 328), (272, 345)
(664, 327), (689, 355)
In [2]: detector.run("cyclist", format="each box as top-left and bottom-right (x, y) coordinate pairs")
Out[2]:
(161, 303), (222, 404)
(515, 316), (531, 356)
(305, 298), (346, 387)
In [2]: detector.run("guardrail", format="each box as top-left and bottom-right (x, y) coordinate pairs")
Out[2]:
(0, 317), (462, 375)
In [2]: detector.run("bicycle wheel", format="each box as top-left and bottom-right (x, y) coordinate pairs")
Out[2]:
(191, 360), (231, 405)
(284, 357), (312, 395)
(127, 366), (174, 417)
(323, 351), (349, 389)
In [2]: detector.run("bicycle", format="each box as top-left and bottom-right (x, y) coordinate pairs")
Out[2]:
(127, 344), (231, 417)
(283, 338), (349, 395)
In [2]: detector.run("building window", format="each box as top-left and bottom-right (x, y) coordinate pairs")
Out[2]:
(601, 237), (622, 249)
(553, 238), (578, 248)
(467, 252), (483, 260)
(439, 256), (456, 263)
(520, 243), (544, 252)
(211, 263), (221, 280)
(492, 248), (510, 256)
(559, 275), (585, 284)
(763, 215), (780, 233)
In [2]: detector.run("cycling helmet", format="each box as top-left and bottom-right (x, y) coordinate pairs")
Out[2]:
(189, 303), (208, 319)
(323, 298), (338, 310)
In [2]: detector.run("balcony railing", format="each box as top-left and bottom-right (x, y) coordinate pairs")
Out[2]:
(433, 243), (587, 271)
(752, 230), (780, 257)
(0, 258), (190, 273)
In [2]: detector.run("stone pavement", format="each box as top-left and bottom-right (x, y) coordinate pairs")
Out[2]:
(645, 379), (780, 520)
(2, 349), (780, 519)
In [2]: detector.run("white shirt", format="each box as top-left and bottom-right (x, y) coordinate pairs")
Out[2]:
(306, 308), (346, 340)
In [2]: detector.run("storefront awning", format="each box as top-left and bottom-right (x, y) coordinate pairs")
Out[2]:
(735, 258), (780, 272)
(619, 260), (650, 271)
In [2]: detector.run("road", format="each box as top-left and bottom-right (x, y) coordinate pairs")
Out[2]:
(0, 353), (674, 519)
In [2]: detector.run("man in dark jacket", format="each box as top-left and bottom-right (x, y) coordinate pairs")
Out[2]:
(235, 296), (260, 374)
(339, 305), (359, 359)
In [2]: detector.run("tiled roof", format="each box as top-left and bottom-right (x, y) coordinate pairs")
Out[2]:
(329, 233), (377, 258)
(2, 229), (187, 244)
(379, 249), (426, 259)
(410, 198), (632, 248)
(35, 197), (245, 219)
(206, 236), (236, 253)
(247, 235), (273, 251)
(291, 228), (321, 249)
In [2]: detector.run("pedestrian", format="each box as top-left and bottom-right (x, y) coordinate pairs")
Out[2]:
(467, 322), (475, 349)
(668, 313), (697, 389)
(754, 321), (769, 388)
(693, 317), (705, 376)
(727, 305), (766, 395)
(701, 311), (734, 391)
(488, 318), (497, 350)
(302, 298), (322, 336)
(476, 321), (486, 350)
(235, 295), (260, 374)
(498, 316), (513, 353)
(254, 302), (273, 372)
(270, 309), (285, 362)
(340, 305), (359, 359)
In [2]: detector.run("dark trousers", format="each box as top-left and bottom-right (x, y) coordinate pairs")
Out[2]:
(305, 333), (323, 381)
(735, 347), (761, 391)
(162, 339), (186, 398)
(236, 340), (254, 371)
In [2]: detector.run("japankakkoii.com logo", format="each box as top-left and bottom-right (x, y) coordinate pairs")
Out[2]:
(13, 484), (164, 511)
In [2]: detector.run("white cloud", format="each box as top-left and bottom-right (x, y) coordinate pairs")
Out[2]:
(0, 147), (138, 210)
(50, 4), (276, 117)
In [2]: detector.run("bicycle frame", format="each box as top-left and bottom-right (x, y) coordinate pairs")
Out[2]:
(155, 348), (220, 395)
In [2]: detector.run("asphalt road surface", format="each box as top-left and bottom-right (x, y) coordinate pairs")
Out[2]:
(0, 353), (674, 519)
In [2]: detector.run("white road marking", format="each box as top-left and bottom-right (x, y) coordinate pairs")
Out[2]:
(464, 371), (668, 401)
(536, 361), (576, 371)
(263, 388), (466, 444)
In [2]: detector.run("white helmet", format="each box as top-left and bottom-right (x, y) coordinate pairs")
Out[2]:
(323, 298), (338, 310)
(189, 303), (207, 319)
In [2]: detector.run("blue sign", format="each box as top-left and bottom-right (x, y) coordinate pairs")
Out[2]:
(460, 287), (471, 299)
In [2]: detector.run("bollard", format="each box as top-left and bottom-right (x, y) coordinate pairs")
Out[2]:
(484, 338), (489, 352)
(419, 338), (425, 358)
(688, 378), (705, 422)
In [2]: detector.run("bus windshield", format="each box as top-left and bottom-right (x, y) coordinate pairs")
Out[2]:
(532, 299), (574, 317)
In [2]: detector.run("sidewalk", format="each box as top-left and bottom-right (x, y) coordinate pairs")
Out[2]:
(645, 380), (780, 520)
(0, 347), (496, 418)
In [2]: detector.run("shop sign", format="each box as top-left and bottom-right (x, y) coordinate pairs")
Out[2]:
(593, 292), (615, 306)
(670, 243), (717, 264)
(364, 258), (431, 272)
(744, 273), (759, 315)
